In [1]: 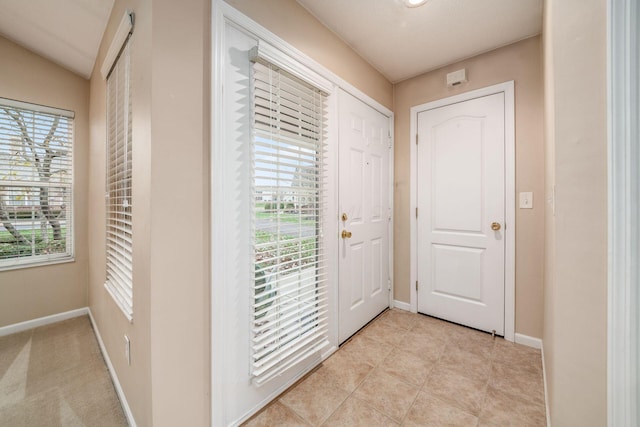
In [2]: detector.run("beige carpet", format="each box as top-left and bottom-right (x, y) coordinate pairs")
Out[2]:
(0, 316), (128, 426)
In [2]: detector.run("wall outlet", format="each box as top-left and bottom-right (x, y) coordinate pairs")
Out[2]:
(124, 335), (131, 366)
(519, 192), (533, 209)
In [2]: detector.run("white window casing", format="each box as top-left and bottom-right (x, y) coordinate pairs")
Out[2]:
(101, 10), (134, 80)
(0, 97), (74, 270)
(250, 53), (330, 385)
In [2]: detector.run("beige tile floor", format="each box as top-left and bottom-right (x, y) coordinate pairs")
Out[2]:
(244, 309), (546, 427)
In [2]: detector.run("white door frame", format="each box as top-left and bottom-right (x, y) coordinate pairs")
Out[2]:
(608, 0), (639, 425)
(409, 81), (515, 342)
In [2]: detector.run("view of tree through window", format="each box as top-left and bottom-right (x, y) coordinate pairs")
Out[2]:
(0, 99), (73, 267)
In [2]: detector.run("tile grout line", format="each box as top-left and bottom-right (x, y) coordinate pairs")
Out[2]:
(397, 318), (449, 425)
(321, 348), (371, 426)
(475, 338), (498, 426)
(294, 320), (394, 427)
(342, 316), (421, 424)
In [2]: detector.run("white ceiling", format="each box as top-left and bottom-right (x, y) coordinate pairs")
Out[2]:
(296, 0), (543, 83)
(0, 0), (114, 79)
(0, 0), (542, 82)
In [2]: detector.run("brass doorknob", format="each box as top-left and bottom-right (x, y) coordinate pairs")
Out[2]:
(491, 222), (501, 231)
(341, 213), (348, 221)
(341, 230), (352, 239)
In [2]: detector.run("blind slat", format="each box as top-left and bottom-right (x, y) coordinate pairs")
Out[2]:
(0, 97), (74, 268)
(105, 39), (133, 321)
(250, 58), (328, 383)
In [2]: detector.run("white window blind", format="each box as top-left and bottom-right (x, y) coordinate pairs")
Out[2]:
(0, 98), (74, 269)
(251, 58), (329, 384)
(105, 39), (133, 321)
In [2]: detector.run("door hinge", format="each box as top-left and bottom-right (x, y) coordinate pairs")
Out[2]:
(388, 131), (392, 149)
(415, 281), (418, 291)
(415, 134), (419, 144)
(415, 207), (418, 218)
(387, 278), (391, 291)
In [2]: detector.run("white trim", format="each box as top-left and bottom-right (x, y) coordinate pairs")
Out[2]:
(514, 333), (542, 350)
(100, 10), (134, 80)
(541, 341), (551, 427)
(87, 309), (137, 427)
(0, 96), (74, 118)
(393, 300), (412, 312)
(0, 256), (75, 272)
(388, 114), (395, 311)
(408, 81), (516, 342)
(0, 307), (88, 337)
(608, 0), (639, 425)
(210, 2), (226, 425)
(327, 81), (340, 349)
(249, 44), (333, 94)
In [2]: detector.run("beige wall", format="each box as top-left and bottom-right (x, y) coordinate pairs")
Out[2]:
(393, 37), (545, 338)
(225, 0), (393, 110)
(89, 0), (211, 425)
(148, 0), (210, 425)
(88, 0), (153, 424)
(543, 0), (608, 424)
(0, 36), (89, 327)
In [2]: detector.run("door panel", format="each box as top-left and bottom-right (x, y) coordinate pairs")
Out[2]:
(348, 242), (365, 308)
(433, 118), (484, 232)
(417, 92), (505, 335)
(432, 244), (484, 301)
(339, 90), (390, 344)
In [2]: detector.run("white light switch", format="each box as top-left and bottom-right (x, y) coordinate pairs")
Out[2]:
(519, 192), (533, 209)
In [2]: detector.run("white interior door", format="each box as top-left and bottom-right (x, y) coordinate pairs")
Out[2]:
(338, 90), (391, 343)
(416, 92), (505, 335)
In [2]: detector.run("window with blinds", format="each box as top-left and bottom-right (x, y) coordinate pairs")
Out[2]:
(0, 98), (74, 269)
(250, 57), (329, 384)
(105, 39), (133, 320)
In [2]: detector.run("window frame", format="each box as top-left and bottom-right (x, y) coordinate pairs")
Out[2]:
(103, 12), (134, 321)
(0, 97), (75, 271)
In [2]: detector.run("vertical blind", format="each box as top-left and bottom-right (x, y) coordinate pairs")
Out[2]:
(0, 98), (73, 268)
(250, 57), (329, 384)
(105, 39), (133, 321)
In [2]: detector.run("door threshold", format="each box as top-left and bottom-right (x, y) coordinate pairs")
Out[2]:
(339, 307), (389, 347)
(415, 312), (505, 338)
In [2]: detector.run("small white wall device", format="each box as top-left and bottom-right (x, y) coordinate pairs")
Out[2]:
(446, 68), (468, 87)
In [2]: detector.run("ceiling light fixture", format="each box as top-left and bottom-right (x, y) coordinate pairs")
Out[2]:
(404, 0), (428, 7)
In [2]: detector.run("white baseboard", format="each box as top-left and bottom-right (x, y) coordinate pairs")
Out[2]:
(0, 307), (89, 337)
(541, 341), (550, 426)
(392, 300), (412, 312)
(514, 332), (542, 349)
(88, 309), (137, 427)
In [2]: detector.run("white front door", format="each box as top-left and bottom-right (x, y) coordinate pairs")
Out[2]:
(416, 92), (506, 335)
(338, 90), (391, 343)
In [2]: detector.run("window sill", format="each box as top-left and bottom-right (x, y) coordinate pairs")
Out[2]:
(0, 255), (75, 272)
